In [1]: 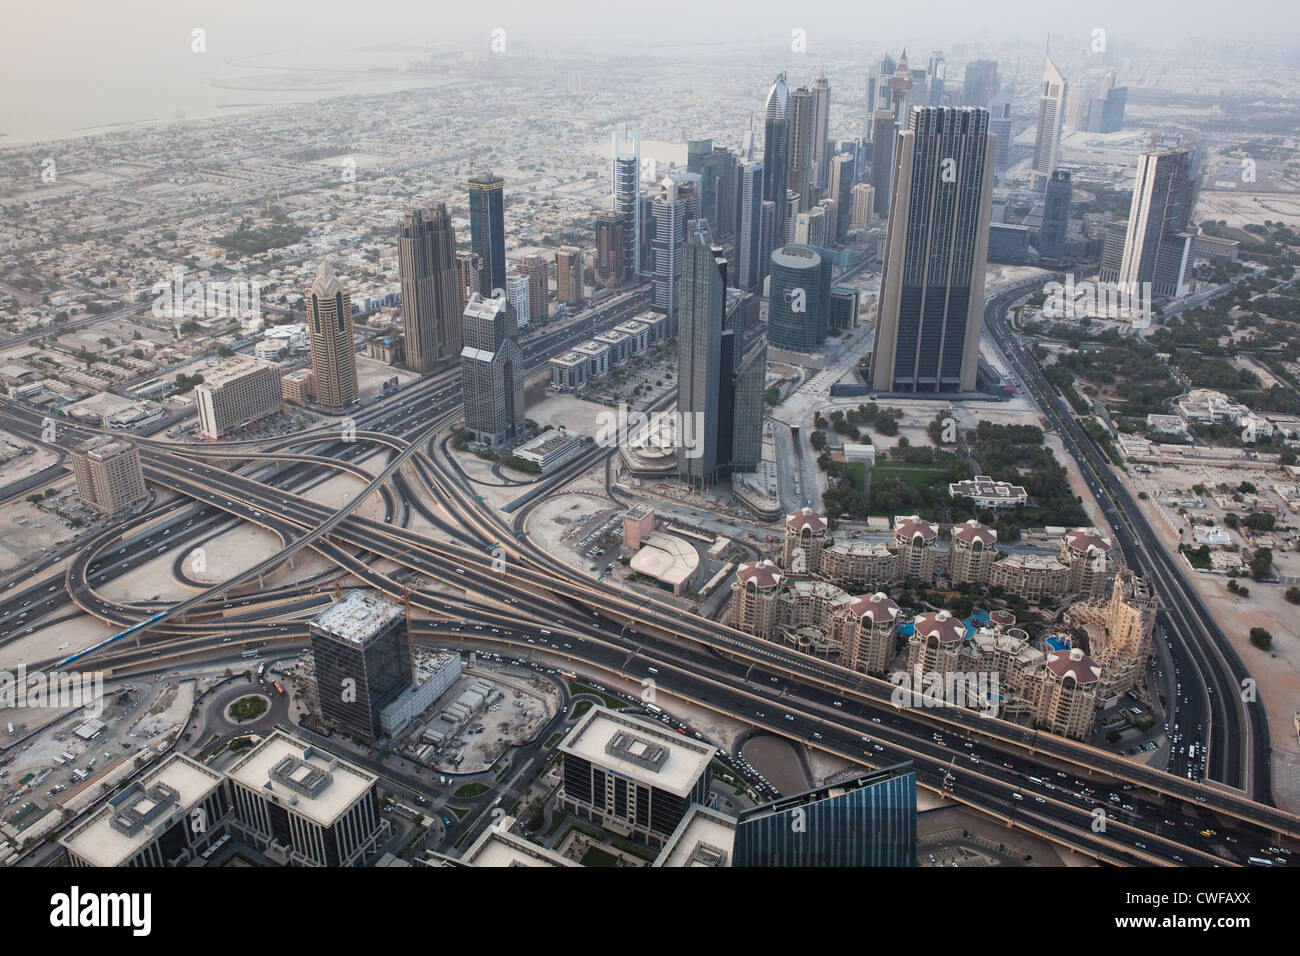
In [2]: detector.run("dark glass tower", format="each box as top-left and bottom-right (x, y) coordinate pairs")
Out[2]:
(763, 73), (790, 245)
(399, 204), (461, 371)
(733, 764), (917, 867)
(767, 244), (831, 351)
(870, 107), (994, 394)
(468, 172), (506, 298)
(1038, 169), (1072, 259)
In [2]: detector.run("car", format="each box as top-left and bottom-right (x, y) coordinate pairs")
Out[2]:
(783, 714), (794, 721)
(1134, 842), (1147, 850)
(871, 717), (881, 724)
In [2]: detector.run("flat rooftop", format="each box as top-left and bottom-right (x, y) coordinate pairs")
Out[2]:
(60, 755), (223, 867)
(310, 589), (404, 646)
(197, 353), (280, 389)
(461, 816), (578, 867)
(629, 531), (699, 586)
(654, 804), (737, 867)
(559, 707), (713, 798)
(226, 730), (376, 828)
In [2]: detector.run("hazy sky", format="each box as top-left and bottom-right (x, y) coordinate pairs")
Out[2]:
(3, 0), (1296, 143)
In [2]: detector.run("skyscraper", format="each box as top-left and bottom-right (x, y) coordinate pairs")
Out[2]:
(988, 80), (1015, 178)
(688, 139), (738, 240)
(870, 107), (995, 394)
(455, 251), (482, 316)
(768, 244), (832, 352)
(593, 210), (628, 288)
(927, 52), (946, 106)
(735, 158), (765, 290)
(850, 182), (875, 229)
(829, 153), (856, 242)
(459, 292), (524, 446)
(398, 204), (460, 372)
(890, 51), (914, 119)
(70, 436), (148, 516)
(865, 54), (897, 135)
(1032, 53), (1068, 191)
(786, 86), (816, 214)
(962, 59), (999, 110)
(649, 174), (701, 323)
(556, 246), (583, 306)
(1038, 169), (1072, 259)
(519, 254), (549, 320)
(811, 74), (832, 194)
(504, 273), (531, 329)
(677, 223), (726, 489)
(1087, 70), (1127, 133)
(870, 110), (897, 218)
(612, 129), (642, 277)
(468, 172), (506, 296)
(1102, 146), (1196, 298)
(763, 73), (791, 242)
(306, 261), (358, 408)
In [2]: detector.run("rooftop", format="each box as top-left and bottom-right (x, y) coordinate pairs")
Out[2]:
(227, 730), (377, 828)
(310, 589), (404, 646)
(559, 707), (713, 797)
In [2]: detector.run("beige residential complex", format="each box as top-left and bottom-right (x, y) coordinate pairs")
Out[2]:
(70, 435), (148, 515)
(948, 519), (998, 585)
(194, 354), (283, 440)
(894, 515), (940, 582)
(280, 367), (314, 404)
(989, 553), (1070, 601)
(1065, 571), (1158, 704)
(1060, 527), (1113, 601)
(306, 261), (359, 408)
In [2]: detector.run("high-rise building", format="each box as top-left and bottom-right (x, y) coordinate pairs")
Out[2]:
(828, 153), (856, 241)
(398, 204), (460, 372)
(677, 223), (726, 489)
(927, 51), (947, 105)
(1032, 53), (1068, 191)
(963, 59), (999, 110)
(865, 54), (897, 133)
(455, 251), (482, 316)
(870, 107), (994, 393)
(850, 182), (875, 229)
(890, 51), (914, 119)
(70, 435), (148, 515)
(688, 139), (737, 240)
(309, 590), (413, 743)
(468, 172), (506, 297)
(558, 706), (713, 850)
(793, 206), (828, 248)
(735, 159), (765, 290)
(988, 80), (1015, 178)
(763, 73), (791, 242)
(593, 210), (628, 289)
(783, 191), (801, 243)
(648, 174), (701, 322)
(519, 254), (549, 321)
(555, 246), (583, 306)
(732, 333), (767, 472)
(306, 261), (358, 408)
(194, 354), (284, 438)
(460, 292), (524, 446)
(829, 286), (860, 333)
(870, 110), (897, 218)
(1039, 169), (1072, 259)
(1088, 70), (1127, 133)
(732, 764), (917, 867)
(504, 273), (531, 329)
(759, 199), (778, 286)
(811, 74), (832, 194)
(612, 129), (642, 277)
(786, 86), (815, 213)
(1100, 146), (1196, 298)
(768, 244), (832, 352)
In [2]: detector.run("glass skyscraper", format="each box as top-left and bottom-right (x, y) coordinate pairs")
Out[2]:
(468, 172), (506, 298)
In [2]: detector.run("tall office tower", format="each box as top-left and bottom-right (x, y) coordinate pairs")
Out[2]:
(1066, 86), (1092, 129)
(504, 273), (531, 329)
(763, 73), (791, 242)
(1098, 219), (1127, 281)
(309, 590), (413, 743)
(1031, 52), (1067, 191)
(398, 204), (460, 372)
(811, 73), (832, 193)
(556, 246), (583, 306)
(593, 210), (628, 288)
(612, 129), (642, 277)
(732, 332), (767, 472)
(677, 223), (727, 489)
(733, 765), (917, 867)
(829, 153), (856, 241)
(70, 435), (147, 515)
(519, 254), (549, 320)
(870, 107), (994, 394)
(927, 52), (946, 105)
(455, 251), (482, 315)
(306, 261), (358, 408)
(768, 244), (832, 352)
(865, 54), (897, 135)
(793, 207), (828, 248)
(649, 174), (701, 323)
(850, 182), (875, 228)
(962, 59), (999, 110)
(459, 292), (524, 447)
(1039, 169), (1072, 259)
(786, 86), (816, 213)
(1089, 70), (1127, 133)
(988, 81), (1015, 178)
(468, 172), (506, 296)
(1106, 147), (1196, 298)
(870, 110), (897, 218)
(687, 139), (738, 240)
(759, 200), (778, 286)
(817, 199), (838, 244)
(735, 159), (765, 290)
(783, 191), (801, 243)
(890, 51), (914, 119)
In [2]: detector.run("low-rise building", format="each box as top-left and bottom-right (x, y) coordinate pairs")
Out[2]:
(948, 475), (1029, 510)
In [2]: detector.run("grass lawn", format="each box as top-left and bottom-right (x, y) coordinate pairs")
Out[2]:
(448, 805), (468, 819)
(454, 783), (489, 799)
(567, 681), (623, 710)
(581, 846), (619, 867)
(871, 461), (947, 489)
(228, 696), (267, 722)
(572, 700), (593, 719)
